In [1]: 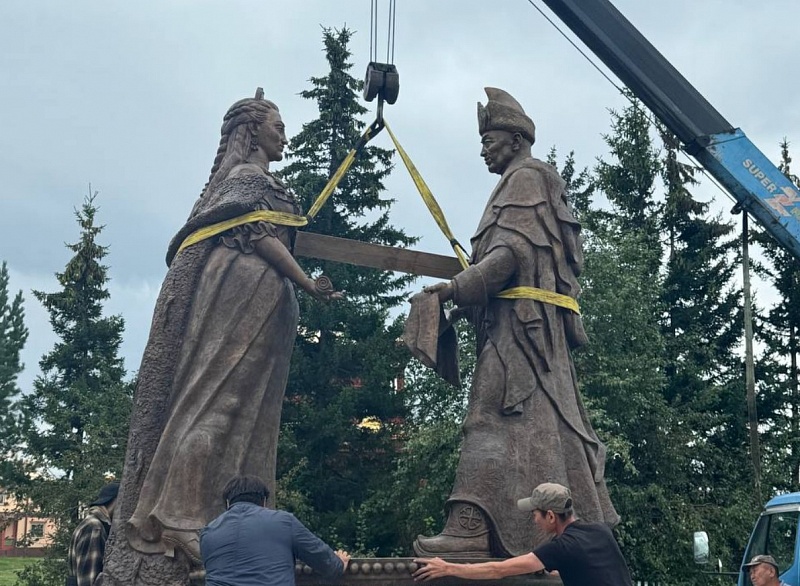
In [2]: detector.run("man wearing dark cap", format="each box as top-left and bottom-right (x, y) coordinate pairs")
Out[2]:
(411, 87), (617, 558)
(743, 554), (789, 586)
(414, 482), (632, 586)
(67, 481), (119, 586)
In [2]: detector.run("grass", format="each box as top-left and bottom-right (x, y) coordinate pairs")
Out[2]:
(0, 557), (38, 586)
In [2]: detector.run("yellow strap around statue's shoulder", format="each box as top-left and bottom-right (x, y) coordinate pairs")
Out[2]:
(177, 210), (308, 254)
(495, 286), (580, 314)
(177, 123), (376, 256)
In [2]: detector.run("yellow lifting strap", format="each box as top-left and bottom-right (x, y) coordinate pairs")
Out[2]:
(383, 122), (579, 315)
(495, 286), (580, 314)
(177, 210), (308, 253)
(384, 121), (470, 270)
(175, 119), (580, 315)
(177, 124), (375, 254)
(306, 122), (379, 219)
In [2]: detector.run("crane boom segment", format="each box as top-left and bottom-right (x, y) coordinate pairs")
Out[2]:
(541, 0), (800, 259)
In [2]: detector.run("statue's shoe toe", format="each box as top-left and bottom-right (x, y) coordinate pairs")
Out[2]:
(413, 533), (492, 558)
(162, 529), (202, 565)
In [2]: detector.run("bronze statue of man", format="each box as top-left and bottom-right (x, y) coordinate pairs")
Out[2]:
(412, 87), (619, 558)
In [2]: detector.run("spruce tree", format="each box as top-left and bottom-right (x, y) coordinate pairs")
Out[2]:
(594, 94), (662, 265)
(546, 148), (596, 231)
(660, 127), (744, 489)
(583, 101), (667, 474)
(0, 261), (28, 483)
(14, 193), (132, 585)
(577, 106), (695, 580)
(658, 128), (750, 574)
(359, 323), (476, 555)
(277, 27), (417, 554)
(755, 139), (800, 493)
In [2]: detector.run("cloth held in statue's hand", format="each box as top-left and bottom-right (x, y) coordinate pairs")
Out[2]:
(403, 292), (460, 387)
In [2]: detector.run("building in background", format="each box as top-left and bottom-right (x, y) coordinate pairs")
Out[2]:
(0, 488), (56, 557)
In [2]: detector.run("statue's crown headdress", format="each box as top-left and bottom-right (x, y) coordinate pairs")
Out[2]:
(477, 87), (535, 143)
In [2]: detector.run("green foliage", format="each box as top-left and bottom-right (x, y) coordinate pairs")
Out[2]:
(753, 140), (800, 494)
(562, 96), (751, 580)
(594, 95), (662, 273)
(659, 128), (750, 526)
(546, 147), (596, 233)
(356, 325), (476, 556)
(660, 129), (742, 406)
(0, 261), (28, 484)
(575, 227), (668, 485)
(355, 418), (462, 556)
(10, 192), (132, 586)
(402, 323), (474, 426)
(276, 27), (417, 554)
(11, 547), (68, 586)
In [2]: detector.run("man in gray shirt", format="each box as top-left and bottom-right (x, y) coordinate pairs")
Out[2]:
(200, 475), (349, 586)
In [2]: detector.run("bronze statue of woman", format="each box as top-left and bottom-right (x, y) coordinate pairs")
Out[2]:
(100, 89), (341, 585)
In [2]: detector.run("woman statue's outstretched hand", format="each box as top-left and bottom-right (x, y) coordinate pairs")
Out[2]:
(304, 275), (345, 302)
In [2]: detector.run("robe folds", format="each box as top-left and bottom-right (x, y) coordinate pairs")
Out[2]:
(447, 157), (619, 556)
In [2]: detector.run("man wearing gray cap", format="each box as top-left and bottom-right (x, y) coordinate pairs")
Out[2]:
(743, 554), (789, 586)
(414, 483), (632, 586)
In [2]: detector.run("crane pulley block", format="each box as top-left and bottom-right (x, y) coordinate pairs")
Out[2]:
(363, 62), (399, 105)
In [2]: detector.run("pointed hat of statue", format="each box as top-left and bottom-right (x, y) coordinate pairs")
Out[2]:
(477, 87), (536, 144)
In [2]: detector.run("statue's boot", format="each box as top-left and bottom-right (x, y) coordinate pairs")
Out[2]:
(413, 502), (492, 558)
(161, 528), (202, 566)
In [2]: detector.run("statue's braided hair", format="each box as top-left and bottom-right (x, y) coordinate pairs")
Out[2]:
(201, 88), (279, 198)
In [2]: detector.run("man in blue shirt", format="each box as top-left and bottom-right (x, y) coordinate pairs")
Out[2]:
(200, 475), (349, 586)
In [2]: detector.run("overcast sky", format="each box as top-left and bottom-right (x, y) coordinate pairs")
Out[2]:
(2, 0), (799, 391)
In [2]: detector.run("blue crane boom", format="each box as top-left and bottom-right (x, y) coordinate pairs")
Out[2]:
(541, 0), (800, 259)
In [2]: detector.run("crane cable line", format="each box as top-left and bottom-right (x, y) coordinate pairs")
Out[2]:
(524, 0), (738, 209)
(370, 0), (397, 65)
(525, 0), (625, 95)
(387, 0), (397, 64)
(369, 0), (376, 62)
(525, 2), (764, 491)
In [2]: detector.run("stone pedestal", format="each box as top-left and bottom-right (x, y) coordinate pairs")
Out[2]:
(191, 558), (562, 586)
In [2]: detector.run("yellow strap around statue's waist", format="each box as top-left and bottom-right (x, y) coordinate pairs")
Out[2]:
(495, 286), (580, 314)
(177, 210), (308, 254)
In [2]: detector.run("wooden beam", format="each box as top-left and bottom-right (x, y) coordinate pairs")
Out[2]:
(294, 232), (463, 279)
